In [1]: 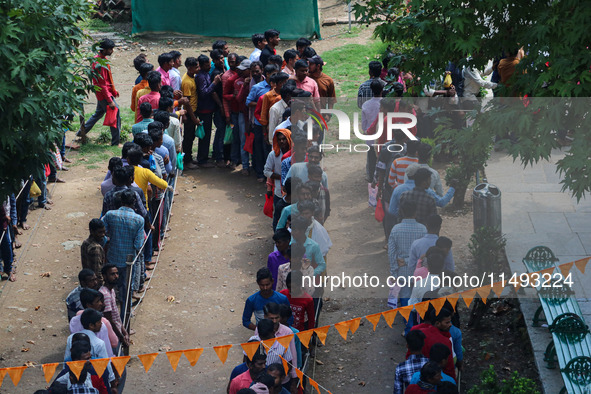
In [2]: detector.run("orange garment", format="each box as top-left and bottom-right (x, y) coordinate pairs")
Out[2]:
(260, 89), (281, 126)
(273, 129), (292, 157)
(130, 79), (149, 112)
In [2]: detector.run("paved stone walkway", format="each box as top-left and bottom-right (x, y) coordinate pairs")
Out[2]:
(486, 148), (591, 393)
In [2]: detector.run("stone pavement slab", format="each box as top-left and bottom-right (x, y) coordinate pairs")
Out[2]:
(486, 149), (590, 393)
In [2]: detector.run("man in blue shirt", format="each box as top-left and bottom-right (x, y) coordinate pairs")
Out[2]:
(246, 64), (278, 181)
(102, 190), (144, 300)
(242, 267), (290, 330)
(131, 103), (154, 135)
(409, 214), (456, 273)
(389, 164), (455, 220)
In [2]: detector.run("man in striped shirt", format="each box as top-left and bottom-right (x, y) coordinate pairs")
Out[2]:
(388, 140), (420, 189)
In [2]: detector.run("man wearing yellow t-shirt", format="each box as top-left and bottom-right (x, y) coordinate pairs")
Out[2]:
(126, 148), (169, 203)
(181, 57), (201, 169)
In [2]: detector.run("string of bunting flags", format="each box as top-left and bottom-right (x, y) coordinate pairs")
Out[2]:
(0, 256), (588, 391)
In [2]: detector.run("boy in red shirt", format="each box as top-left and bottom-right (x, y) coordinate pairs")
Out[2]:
(280, 270), (315, 331)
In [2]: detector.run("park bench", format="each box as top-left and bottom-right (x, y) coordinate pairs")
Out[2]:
(523, 246), (591, 394)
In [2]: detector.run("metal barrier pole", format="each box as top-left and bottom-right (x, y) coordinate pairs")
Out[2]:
(120, 253), (135, 356)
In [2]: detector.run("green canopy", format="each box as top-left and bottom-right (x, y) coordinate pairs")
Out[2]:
(131, 0), (321, 39)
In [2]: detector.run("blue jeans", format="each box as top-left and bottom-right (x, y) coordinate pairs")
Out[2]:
(405, 310), (418, 336)
(212, 110), (225, 161)
(161, 176), (174, 239)
(231, 112), (250, 169)
(83, 99), (121, 145)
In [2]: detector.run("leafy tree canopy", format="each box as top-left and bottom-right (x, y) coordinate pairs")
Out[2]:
(0, 0), (95, 200)
(355, 0), (591, 200)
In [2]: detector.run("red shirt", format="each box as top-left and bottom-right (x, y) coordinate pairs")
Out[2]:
(92, 54), (118, 103)
(280, 289), (315, 331)
(408, 323), (455, 380)
(136, 92), (161, 123)
(228, 370), (253, 394)
(222, 70), (239, 117)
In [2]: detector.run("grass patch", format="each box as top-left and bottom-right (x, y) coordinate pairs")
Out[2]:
(78, 18), (111, 32)
(321, 40), (388, 97)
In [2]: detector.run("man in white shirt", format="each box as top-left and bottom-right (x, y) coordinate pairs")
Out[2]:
(268, 85), (293, 138)
(169, 51), (182, 91)
(249, 33), (266, 62)
(463, 61), (497, 100)
(64, 309), (116, 386)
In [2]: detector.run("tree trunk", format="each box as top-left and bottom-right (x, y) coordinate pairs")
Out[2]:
(452, 184), (468, 209)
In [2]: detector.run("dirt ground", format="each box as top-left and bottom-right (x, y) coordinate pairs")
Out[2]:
(0, 2), (541, 393)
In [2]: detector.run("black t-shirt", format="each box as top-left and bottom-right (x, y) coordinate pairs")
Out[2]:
(260, 45), (275, 67)
(376, 141), (406, 202)
(211, 66), (225, 111)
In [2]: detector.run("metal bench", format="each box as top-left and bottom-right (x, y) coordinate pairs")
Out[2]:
(523, 246), (591, 394)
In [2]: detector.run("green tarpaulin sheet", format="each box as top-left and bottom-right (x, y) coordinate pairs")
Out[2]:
(132, 0), (321, 39)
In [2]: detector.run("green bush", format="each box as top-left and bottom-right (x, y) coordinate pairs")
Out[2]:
(468, 226), (507, 274)
(468, 365), (539, 394)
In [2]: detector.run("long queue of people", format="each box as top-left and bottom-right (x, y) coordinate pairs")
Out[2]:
(29, 31), (336, 394)
(20, 28), (512, 393)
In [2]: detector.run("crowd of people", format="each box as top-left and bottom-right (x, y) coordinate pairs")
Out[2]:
(4, 24), (517, 394)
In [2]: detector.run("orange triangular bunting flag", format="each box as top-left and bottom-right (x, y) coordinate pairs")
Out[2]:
(166, 350), (184, 372)
(276, 334), (294, 350)
(309, 377), (320, 393)
(446, 294), (459, 310)
(382, 309), (397, 328)
(348, 317), (361, 334)
(365, 312), (381, 331)
(241, 342), (261, 361)
(183, 348), (204, 367)
(66, 361), (85, 381)
(110, 356), (130, 377)
(334, 321), (350, 340)
(461, 289), (477, 308)
(314, 325), (330, 345)
(213, 345), (232, 364)
(297, 330), (314, 348)
(491, 281), (505, 297)
(476, 285), (492, 304)
(279, 355), (289, 376)
(560, 261), (574, 278)
(89, 358), (110, 378)
(575, 257), (590, 274)
(540, 267), (555, 276)
(0, 368), (5, 387)
(295, 368), (304, 384)
(137, 353), (158, 372)
(262, 338), (276, 351)
(6, 366), (26, 387)
(414, 302), (430, 320)
(430, 297), (446, 315)
(42, 363), (59, 383)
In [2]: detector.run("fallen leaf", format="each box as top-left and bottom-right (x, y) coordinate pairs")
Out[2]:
(24, 361), (37, 367)
(21, 348), (29, 352)
(359, 381), (366, 386)
(166, 295), (175, 303)
(34, 306), (41, 311)
(26, 340), (35, 345)
(315, 359), (324, 365)
(159, 346), (171, 352)
(40, 272), (51, 277)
